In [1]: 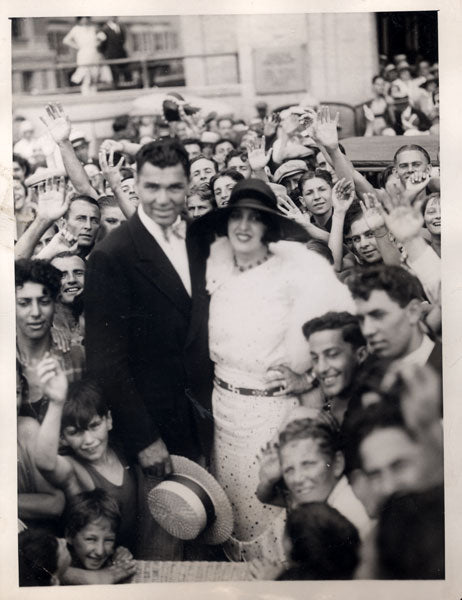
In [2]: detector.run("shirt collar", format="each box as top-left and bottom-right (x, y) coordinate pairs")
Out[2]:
(138, 204), (183, 241)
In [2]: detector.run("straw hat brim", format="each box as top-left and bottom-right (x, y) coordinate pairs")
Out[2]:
(147, 455), (234, 545)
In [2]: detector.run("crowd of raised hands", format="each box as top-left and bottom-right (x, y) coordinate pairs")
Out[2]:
(13, 89), (441, 584)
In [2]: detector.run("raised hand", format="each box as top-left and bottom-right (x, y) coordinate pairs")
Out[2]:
(40, 102), (72, 144)
(376, 187), (424, 243)
(99, 147), (124, 191)
(312, 105), (340, 150)
(360, 192), (386, 232)
(403, 171), (430, 205)
(36, 225), (79, 261)
(35, 176), (70, 224)
(36, 354), (68, 404)
(363, 104), (375, 123)
(99, 138), (124, 155)
(257, 441), (282, 487)
(246, 136), (272, 171)
(178, 103), (205, 138)
(331, 178), (355, 215)
(263, 112), (280, 137)
(276, 192), (304, 220)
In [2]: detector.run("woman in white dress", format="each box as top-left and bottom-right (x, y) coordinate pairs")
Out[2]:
(63, 17), (112, 95)
(193, 179), (356, 561)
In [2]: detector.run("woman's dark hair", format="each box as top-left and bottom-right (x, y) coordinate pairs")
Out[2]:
(18, 529), (59, 586)
(13, 153), (31, 178)
(377, 164), (395, 188)
(15, 259), (61, 301)
(298, 169), (334, 195)
(65, 489), (121, 539)
(284, 503), (360, 579)
(210, 168), (244, 197)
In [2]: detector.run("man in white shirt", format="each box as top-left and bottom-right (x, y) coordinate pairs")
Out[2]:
(85, 139), (214, 483)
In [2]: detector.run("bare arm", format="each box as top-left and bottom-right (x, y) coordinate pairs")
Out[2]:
(18, 418), (66, 520)
(35, 356), (74, 488)
(312, 106), (376, 197)
(328, 179), (355, 272)
(41, 102), (99, 200)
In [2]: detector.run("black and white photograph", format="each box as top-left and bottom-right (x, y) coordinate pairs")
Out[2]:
(1, 2), (461, 598)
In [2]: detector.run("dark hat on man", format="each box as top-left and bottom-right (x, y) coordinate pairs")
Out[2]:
(189, 178), (310, 243)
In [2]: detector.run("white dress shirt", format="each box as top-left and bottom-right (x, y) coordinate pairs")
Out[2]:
(138, 204), (191, 296)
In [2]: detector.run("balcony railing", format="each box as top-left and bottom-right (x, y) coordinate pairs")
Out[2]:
(12, 52), (241, 95)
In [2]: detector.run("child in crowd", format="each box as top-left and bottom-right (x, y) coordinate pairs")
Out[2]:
(62, 489), (136, 584)
(18, 528), (71, 586)
(35, 354), (139, 554)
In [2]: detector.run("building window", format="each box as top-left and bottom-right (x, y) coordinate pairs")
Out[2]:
(129, 23), (180, 56)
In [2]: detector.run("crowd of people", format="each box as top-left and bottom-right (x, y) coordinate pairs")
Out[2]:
(363, 53), (439, 136)
(13, 71), (442, 586)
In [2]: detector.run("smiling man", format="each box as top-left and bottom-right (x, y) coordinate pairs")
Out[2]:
(393, 144), (431, 188)
(302, 312), (367, 424)
(85, 138), (214, 514)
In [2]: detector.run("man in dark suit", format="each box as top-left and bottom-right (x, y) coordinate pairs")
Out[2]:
(99, 17), (128, 89)
(85, 139), (213, 477)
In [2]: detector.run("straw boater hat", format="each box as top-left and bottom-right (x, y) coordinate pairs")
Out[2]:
(189, 178), (310, 243)
(147, 455), (233, 544)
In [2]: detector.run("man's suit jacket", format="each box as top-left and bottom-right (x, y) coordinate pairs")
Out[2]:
(85, 212), (214, 462)
(100, 23), (127, 59)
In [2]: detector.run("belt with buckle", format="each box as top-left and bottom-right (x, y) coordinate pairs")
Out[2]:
(214, 376), (283, 397)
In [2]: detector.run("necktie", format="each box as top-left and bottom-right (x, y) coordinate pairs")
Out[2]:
(163, 219), (186, 241)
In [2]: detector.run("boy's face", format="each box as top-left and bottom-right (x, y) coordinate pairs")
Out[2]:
(280, 438), (338, 506)
(308, 328), (361, 398)
(62, 413), (112, 463)
(68, 516), (116, 570)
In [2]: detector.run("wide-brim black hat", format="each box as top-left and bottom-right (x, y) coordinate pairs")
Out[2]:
(189, 178), (310, 243)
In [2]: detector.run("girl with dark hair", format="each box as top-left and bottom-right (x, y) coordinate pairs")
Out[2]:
(210, 168), (244, 207)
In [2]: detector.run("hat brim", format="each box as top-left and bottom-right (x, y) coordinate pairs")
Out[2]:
(189, 200), (310, 245)
(148, 455), (234, 545)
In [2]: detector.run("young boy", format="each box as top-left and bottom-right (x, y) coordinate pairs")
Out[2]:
(62, 489), (136, 585)
(35, 355), (138, 553)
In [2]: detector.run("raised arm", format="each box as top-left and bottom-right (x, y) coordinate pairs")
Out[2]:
(41, 102), (99, 200)
(246, 136), (272, 182)
(312, 106), (376, 196)
(35, 356), (74, 488)
(99, 148), (135, 219)
(14, 177), (71, 260)
(328, 178), (355, 272)
(18, 417), (66, 520)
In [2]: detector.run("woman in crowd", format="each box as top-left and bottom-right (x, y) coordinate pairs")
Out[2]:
(210, 168), (244, 208)
(193, 178), (355, 561)
(63, 17), (112, 95)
